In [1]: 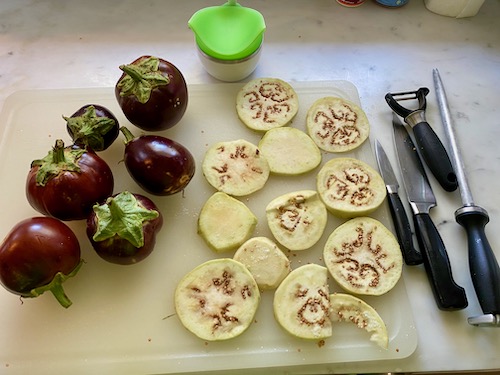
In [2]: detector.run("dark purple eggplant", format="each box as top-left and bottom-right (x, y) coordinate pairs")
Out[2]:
(120, 126), (195, 196)
(0, 216), (82, 308)
(86, 191), (163, 265)
(115, 55), (188, 131)
(64, 104), (119, 151)
(26, 140), (114, 221)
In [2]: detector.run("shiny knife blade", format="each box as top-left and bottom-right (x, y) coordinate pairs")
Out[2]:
(374, 139), (422, 265)
(393, 114), (468, 310)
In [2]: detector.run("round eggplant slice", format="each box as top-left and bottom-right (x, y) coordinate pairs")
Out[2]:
(233, 237), (291, 290)
(236, 78), (299, 132)
(258, 127), (321, 175)
(306, 96), (370, 153)
(323, 217), (403, 296)
(202, 139), (270, 197)
(316, 157), (386, 218)
(174, 258), (260, 341)
(198, 192), (257, 253)
(273, 263), (332, 340)
(266, 190), (327, 251)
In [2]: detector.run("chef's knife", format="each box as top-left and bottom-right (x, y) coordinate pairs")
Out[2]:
(433, 68), (500, 326)
(393, 114), (468, 310)
(374, 139), (422, 266)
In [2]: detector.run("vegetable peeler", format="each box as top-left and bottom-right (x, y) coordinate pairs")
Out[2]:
(385, 88), (458, 192)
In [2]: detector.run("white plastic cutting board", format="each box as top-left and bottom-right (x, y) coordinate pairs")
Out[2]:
(0, 81), (417, 374)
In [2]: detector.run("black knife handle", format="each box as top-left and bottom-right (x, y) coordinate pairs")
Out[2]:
(387, 193), (423, 265)
(456, 206), (500, 315)
(414, 212), (468, 310)
(413, 121), (458, 192)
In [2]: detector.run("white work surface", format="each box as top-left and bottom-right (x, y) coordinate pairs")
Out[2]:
(0, 1), (499, 374)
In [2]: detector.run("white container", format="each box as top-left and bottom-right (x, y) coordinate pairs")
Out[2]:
(424, 0), (485, 18)
(196, 45), (262, 82)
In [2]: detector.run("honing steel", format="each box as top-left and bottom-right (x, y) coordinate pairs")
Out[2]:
(433, 68), (500, 326)
(374, 139), (423, 266)
(385, 88), (458, 192)
(393, 114), (468, 310)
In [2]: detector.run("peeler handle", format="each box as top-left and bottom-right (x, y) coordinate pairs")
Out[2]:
(413, 121), (458, 192)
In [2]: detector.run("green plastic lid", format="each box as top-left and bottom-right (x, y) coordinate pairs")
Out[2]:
(188, 0), (266, 61)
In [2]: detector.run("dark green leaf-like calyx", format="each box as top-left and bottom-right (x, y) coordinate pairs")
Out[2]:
(117, 56), (170, 104)
(92, 191), (159, 248)
(64, 105), (116, 150)
(31, 140), (85, 186)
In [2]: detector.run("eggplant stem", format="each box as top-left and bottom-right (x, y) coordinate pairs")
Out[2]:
(52, 139), (67, 163)
(120, 126), (136, 144)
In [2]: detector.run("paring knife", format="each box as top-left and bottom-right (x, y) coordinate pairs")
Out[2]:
(393, 114), (468, 310)
(374, 139), (422, 266)
(433, 68), (500, 326)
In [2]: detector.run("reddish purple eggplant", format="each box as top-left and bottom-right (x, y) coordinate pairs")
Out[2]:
(115, 55), (188, 131)
(26, 140), (114, 221)
(64, 104), (120, 151)
(86, 191), (163, 265)
(0, 217), (83, 308)
(120, 126), (195, 196)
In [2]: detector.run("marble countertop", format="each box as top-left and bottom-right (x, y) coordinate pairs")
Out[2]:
(1, 0), (499, 374)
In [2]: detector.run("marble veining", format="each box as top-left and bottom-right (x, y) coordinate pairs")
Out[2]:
(0, 0), (499, 374)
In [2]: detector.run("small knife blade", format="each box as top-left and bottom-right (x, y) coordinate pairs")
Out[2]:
(393, 114), (468, 310)
(374, 139), (422, 265)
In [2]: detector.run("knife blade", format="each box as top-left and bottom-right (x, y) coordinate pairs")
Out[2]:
(393, 114), (468, 310)
(433, 68), (500, 326)
(374, 139), (422, 265)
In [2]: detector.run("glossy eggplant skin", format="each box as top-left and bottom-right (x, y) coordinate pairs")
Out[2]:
(65, 104), (120, 151)
(0, 216), (81, 307)
(26, 142), (114, 221)
(86, 193), (163, 265)
(122, 129), (195, 196)
(115, 55), (188, 131)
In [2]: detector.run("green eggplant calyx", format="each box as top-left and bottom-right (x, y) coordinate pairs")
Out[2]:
(28, 259), (84, 309)
(92, 191), (159, 248)
(31, 139), (85, 187)
(64, 105), (116, 150)
(117, 56), (170, 104)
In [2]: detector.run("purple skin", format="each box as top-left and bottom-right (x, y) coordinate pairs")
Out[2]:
(65, 104), (120, 151)
(86, 193), (163, 265)
(115, 55), (188, 131)
(120, 127), (195, 196)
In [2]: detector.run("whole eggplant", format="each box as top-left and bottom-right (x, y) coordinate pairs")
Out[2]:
(86, 191), (163, 265)
(115, 55), (188, 131)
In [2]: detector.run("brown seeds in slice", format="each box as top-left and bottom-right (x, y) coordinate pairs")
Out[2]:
(202, 139), (270, 196)
(236, 78), (299, 132)
(307, 96), (370, 153)
(323, 217), (403, 296)
(330, 293), (388, 349)
(273, 264), (332, 340)
(175, 258), (260, 341)
(316, 157), (386, 218)
(266, 190), (327, 251)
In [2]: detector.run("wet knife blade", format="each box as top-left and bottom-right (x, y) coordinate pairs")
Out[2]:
(374, 139), (422, 265)
(393, 114), (468, 310)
